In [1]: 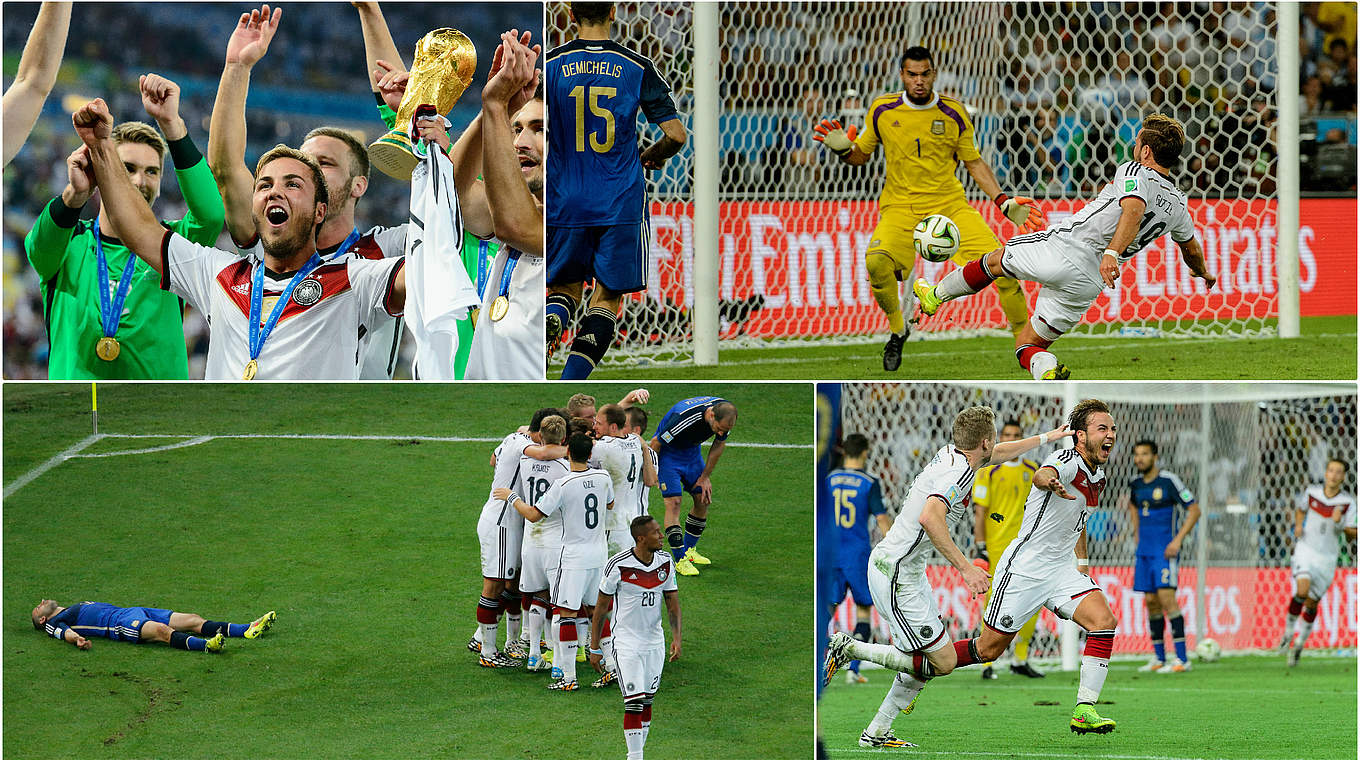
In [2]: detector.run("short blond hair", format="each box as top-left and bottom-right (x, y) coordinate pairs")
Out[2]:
(566, 393), (596, 417)
(539, 415), (567, 445)
(952, 406), (996, 451)
(111, 121), (167, 162)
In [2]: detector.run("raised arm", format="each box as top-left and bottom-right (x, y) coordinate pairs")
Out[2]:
(2, 1), (71, 166)
(812, 119), (868, 166)
(208, 4), (282, 245)
(140, 73), (225, 239)
(1175, 236), (1217, 291)
(480, 31), (543, 255)
(74, 99), (171, 272)
(990, 426), (1072, 465)
(353, 2), (405, 89)
(919, 495), (989, 595)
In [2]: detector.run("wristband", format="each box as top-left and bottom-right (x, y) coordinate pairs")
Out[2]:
(993, 192), (1010, 208)
(1102, 249), (1120, 260)
(1038, 432), (1048, 446)
(588, 648), (603, 656)
(1077, 559), (1090, 570)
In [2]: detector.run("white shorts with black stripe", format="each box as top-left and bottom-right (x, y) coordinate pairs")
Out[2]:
(554, 565), (604, 611)
(999, 238), (1103, 341)
(611, 644), (664, 700)
(985, 562), (1098, 633)
(520, 541), (560, 595)
(477, 511), (523, 581)
(1290, 545), (1339, 600)
(867, 546), (950, 654)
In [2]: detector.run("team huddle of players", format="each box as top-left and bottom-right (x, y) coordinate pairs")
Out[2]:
(824, 402), (1357, 747)
(471, 391), (736, 760)
(17, 2), (545, 380)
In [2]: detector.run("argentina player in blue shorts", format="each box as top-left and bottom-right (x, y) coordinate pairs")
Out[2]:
(545, 2), (688, 379)
(32, 599), (276, 653)
(827, 434), (891, 684)
(1126, 440), (1200, 673)
(649, 396), (738, 576)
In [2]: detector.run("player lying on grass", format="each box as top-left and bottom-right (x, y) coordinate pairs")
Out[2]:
(589, 515), (681, 760)
(32, 599), (275, 653)
(823, 406), (1071, 748)
(913, 114), (1217, 380)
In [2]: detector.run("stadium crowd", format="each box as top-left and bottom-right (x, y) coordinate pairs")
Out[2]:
(2, 1), (535, 378)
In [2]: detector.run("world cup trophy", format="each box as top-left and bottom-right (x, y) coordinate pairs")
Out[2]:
(369, 28), (477, 181)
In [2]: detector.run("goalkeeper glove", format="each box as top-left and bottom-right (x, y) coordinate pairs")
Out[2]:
(995, 193), (1046, 234)
(812, 118), (857, 157)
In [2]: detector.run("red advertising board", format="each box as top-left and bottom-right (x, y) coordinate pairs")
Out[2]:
(833, 566), (1357, 654)
(644, 199), (1356, 337)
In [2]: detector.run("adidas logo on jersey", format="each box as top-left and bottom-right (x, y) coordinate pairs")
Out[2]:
(231, 283), (250, 295)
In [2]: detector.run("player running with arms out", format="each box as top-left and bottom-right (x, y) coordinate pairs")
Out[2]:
(546, 1), (687, 378)
(27, 73), (224, 379)
(589, 516), (681, 760)
(497, 432), (615, 691)
(1279, 458), (1356, 666)
(947, 399), (1121, 734)
(472, 408), (569, 667)
(32, 600), (275, 654)
(914, 114), (1217, 380)
(823, 407), (1071, 749)
(827, 433), (891, 684)
(813, 45), (1042, 372)
(1127, 439), (1200, 674)
(73, 97), (408, 381)
(971, 420), (1045, 680)
(650, 396), (737, 576)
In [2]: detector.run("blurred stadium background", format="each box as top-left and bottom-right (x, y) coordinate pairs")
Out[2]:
(2, 1), (540, 379)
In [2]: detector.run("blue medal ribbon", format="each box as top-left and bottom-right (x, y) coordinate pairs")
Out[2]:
(323, 228), (362, 262)
(93, 218), (137, 339)
(474, 239), (492, 298)
(247, 253), (323, 362)
(497, 248), (521, 300)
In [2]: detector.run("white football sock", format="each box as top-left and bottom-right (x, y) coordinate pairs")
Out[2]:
(1296, 617), (1315, 648)
(847, 639), (914, 672)
(1029, 350), (1059, 380)
(505, 612), (521, 646)
(526, 605), (545, 658)
(478, 622), (499, 657)
(934, 267), (977, 301)
(867, 672), (927, 735)
(1076, 655), (1110, 704)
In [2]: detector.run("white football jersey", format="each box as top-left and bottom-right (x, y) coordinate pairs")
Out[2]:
(165, 232), (402, 380)
(478, 431), (533, 527)
(465, 245), (545, 380)
(601, 548), (678, 649)
(517, 456), (571, 549)
(1020, 161), (1195, 270)
(592, 434), (650, 531)
(1296, 485), (1356, 560)
(237, 225), (408, 379)
(875, 445), (976, 570)
(997, 448), (1107, 576)
(536, 468), (614, 569)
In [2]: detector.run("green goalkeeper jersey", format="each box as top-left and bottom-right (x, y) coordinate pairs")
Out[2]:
(24, 136), (224, 380)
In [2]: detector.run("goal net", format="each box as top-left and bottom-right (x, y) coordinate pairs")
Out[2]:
(829, 382), (1357, 662)
(556, 2), (1288, 368)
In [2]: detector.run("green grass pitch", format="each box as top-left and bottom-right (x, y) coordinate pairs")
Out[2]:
(589, 316), (1357, 380)
(818, 655), (1358, 759)
(3, 383), (812, 759)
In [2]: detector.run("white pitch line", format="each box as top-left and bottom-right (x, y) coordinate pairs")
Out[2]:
(96, 433), (810, 449)
(831, 749), (1306, 760)
(3, 434), (104, 498)
(68, 436), (216, 459)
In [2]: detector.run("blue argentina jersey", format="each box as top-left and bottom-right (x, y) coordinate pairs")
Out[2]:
(546, 38), (678, 227)
(655, 396), (729, 452)
(43, 602), (166, 642)
(827, 467), (885, 565)
(1130, 471), (1195, 554)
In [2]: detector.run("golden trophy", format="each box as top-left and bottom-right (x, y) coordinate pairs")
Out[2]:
(369, 28), (477, 181)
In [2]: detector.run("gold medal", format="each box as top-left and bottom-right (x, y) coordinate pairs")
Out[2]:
(489, 295), (510, 322)
(469, 307), (479, 327)
(95, 336), (121, 361)
(243, 359), (258, 381)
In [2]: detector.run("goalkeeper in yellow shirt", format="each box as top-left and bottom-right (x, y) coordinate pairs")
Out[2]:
(971, 420), (1046, 679)
(814, 46), (1044, 371)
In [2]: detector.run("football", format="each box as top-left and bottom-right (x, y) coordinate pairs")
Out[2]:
(913, 214), (961, 263)
(1195, 637), (1221, 663)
